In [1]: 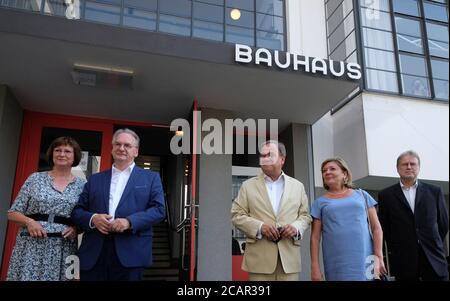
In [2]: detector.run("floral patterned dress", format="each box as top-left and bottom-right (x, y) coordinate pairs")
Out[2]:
(7, 172), (86, 281)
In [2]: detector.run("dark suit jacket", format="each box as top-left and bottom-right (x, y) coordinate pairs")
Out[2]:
(72, 166), (166, 270)
(378, 181), (448, 279)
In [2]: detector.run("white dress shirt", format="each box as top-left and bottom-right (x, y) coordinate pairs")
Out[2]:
(89, 162), (135, 228)
(109, 162), (135, 218)
(264, 172), (285, 215)
(400, 180), (418, 213)
(257, 172), (299, 240)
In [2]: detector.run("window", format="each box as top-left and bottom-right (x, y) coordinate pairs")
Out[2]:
(0, 0), (286, 51)
(327, 0), (356, 63)
(358, 0), (449, 101)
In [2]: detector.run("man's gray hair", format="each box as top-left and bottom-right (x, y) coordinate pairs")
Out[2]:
(396, 150), (421, 167)
(260, 140), (286, 157)
(112, 128), (140, 148)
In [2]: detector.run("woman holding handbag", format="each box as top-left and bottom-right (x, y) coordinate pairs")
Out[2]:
(310, 157), (387, 281)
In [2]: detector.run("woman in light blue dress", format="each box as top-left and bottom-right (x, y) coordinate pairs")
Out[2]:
(310, 157), (386, 281)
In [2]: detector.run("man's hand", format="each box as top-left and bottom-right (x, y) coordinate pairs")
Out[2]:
(92, 214), (112, 234)
(261, 224), (280, 242)
(110, 218), (131, 233)
(62, 226), (78, 240)
(279, 224), (298, 239)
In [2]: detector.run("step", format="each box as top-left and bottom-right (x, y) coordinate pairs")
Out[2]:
(143, 276), (179, 281)
(144, 268), (179, 276)
(153, 231), (169, 237)
(153, 237), (169, 243)
(153, 248), (170, 254)
(153, 254), (171, 261)
(151, 261), (171, 268)
(153, 242), (169, 248)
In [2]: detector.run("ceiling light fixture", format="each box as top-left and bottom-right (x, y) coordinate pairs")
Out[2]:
(230, 8), (241, 20)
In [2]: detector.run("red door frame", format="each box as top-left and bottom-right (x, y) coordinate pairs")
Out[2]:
(0, 110), (168, 280)
(189, 100), (198, 281)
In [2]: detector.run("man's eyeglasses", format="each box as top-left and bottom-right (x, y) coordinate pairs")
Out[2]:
(113, 142), (136, 150)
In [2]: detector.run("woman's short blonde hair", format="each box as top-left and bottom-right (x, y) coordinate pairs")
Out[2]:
(321, 157), (354, 190)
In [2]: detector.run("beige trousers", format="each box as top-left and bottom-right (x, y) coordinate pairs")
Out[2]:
(248, 255), (299, 281)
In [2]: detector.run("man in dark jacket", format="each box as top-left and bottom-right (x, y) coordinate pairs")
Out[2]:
(378, 150), (448, 281)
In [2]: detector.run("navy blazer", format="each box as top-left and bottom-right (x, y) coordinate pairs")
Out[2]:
(378, 181), (448, 279)
(72, 166), (166, 270)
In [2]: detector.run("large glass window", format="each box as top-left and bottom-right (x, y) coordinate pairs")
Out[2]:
(427, 22), (449, 58)
(392, 0), (420, 16)
(358, 0), (399, 92)
(0, 0), (286, 50)
(326, 0), (357, 63)
(395, 17), (424, 54)
(358, 0), (449, 101)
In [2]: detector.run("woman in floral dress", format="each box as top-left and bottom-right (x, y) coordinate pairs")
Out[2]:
(7, 137), (86, 281)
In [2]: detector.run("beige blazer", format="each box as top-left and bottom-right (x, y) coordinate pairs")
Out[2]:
(231, 173), (311, 274)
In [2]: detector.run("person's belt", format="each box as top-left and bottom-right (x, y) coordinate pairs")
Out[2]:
(20, 232), (64, 238)
(25, 214), (74, 226)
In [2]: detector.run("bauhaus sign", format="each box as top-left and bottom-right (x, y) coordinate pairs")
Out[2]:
(234, 44), (362, 81)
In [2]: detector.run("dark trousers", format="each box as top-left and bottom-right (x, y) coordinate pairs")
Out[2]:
(418, 245), (448, 281)
(396, 245), (448, 281)
(80, 237), (143, 281)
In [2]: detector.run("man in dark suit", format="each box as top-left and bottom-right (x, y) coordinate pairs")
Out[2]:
(378, 150), (448, 281)
(72, 128), (165, 280)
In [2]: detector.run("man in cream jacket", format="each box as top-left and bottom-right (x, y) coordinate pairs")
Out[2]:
(231, 140), (312, 281)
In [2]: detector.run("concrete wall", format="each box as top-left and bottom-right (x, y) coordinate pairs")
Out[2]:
(0, 85), (23, 265)
(287, 0), (327, 58)
(196, 108), (233, 281)
(363, 93), (449, 182)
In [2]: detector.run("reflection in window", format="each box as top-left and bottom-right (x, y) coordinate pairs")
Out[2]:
(226, 0), (253, 11)
(402, 75), (431, 97)
(257, 30), (284, 50)
(193, 1), (224, 23)
(160, 0), (192, 18)
(226, 25), (254, 45)
(366, 69), (399, 92)
(159, 14), (191, 36)
(392, 0), (420, 16)
(193, 20), (223, 41)
(226, 7), (254, 28)
(0, 0), (286, 51)
(43, 0), (66, 16)
(423, 1), (448, 22)
(365, 48), (397, 71)
(85, 1), (121, 25)
(256, 0), (283, 16)
(123, 8), (156, 31)
(124, 0), (157, 11)
(434, 79), (449, 100)
(256, 13), (284, 33)
(399, 54), (428, 76)
(360, 8), (392, 30)
(362, 28), (394, 51)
